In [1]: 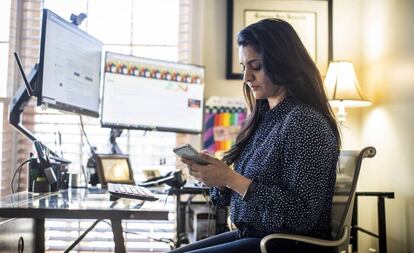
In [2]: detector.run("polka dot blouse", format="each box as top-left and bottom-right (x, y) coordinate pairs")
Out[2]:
(210, 97), (339, 239)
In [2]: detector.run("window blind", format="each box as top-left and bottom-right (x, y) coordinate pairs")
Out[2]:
(1, 0), (42, 196)
(1, 0), (198, 252)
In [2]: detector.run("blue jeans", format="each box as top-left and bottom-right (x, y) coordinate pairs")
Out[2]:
(168, 231), (260, 253)
(168, 230), (333, 253)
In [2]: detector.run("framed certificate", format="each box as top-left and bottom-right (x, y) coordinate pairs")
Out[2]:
(226, 0), (332, 79)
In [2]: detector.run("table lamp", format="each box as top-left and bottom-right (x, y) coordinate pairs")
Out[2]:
(324, 61), (372, 122)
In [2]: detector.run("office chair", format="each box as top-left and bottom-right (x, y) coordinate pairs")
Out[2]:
(260, 146), (376, 253)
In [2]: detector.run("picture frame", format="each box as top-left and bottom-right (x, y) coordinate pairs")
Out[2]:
(226, 0), (332, 79)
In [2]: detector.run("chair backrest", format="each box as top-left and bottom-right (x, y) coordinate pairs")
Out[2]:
(330, 147), (376, 245)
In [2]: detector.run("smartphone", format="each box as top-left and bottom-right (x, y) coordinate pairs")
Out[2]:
(173, 144), (210, 165)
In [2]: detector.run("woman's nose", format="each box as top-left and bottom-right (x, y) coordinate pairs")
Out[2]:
(243, 68), (253, 83)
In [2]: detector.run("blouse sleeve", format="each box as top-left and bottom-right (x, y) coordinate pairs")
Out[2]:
(209, 187), (231, 207)
(240, 112), (338, 235)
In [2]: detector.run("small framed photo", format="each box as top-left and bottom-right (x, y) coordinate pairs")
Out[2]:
(226, 0), (332, 79)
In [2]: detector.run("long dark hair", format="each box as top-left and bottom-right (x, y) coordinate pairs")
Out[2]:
(222, 18), (340, 165)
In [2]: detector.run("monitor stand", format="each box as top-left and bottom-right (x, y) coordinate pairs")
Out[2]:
(9, 53), (71, 174)
(9, 52), (38, 141)
(109, 128), (124, 155)
(9, 52), (70, 164)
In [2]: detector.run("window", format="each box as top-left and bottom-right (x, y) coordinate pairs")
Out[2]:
(1, 0), (196, 252)
(0, 0), (12, 194)
(39, 0), (184, 182)
(0, 0), (11, 96)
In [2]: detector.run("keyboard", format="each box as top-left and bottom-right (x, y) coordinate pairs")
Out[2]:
(107, 183), (159, 201)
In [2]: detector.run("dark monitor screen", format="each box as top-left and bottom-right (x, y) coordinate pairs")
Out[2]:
(37, 9), (102, 117)
(101, 52), (205, 134)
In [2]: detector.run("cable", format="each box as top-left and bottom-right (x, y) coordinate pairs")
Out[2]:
(79, 115), (95, 155)
(17, 163), (23, 193)
(164, 188), (173, 208)
(202, 191), (215, 237)
(205, 195), (213, 237)
(53, 124), (64, 158)
(80, 165), (88, 187)
(57, 126), (63, 158)
(10, 159), (31, 193)
(208, 203), (217, 236)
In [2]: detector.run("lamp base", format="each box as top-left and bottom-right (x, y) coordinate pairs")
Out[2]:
(337, 103), (347, 123)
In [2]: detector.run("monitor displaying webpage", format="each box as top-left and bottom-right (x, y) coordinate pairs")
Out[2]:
(39, 9), (102, 117)
(101, 52), (205, 134)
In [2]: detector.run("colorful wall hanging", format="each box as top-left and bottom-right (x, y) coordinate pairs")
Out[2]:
(203, 96), (247, 155)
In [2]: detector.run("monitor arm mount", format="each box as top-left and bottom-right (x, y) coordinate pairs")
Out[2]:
(109, 128), (123, 155)
(9, 54), (37, 142)
(9, 52), (70, 164)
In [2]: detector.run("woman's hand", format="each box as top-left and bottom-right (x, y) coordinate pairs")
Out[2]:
(181, 151), (234, 187)
(181, 151), (252, 196)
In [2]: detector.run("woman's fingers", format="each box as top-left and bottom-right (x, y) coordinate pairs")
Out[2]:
(189, 169), (202, 180)
(198, 152), (219, 164)
(200, 150), (210, 155)
(180, 157), (194, 166)
(188, 163), (205, 173)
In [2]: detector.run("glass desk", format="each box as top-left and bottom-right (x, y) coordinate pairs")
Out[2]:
(0, 187), (169, 253)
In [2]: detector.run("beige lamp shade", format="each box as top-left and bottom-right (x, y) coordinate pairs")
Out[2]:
(324, 61), (371, 122)
(324, 61), (371, 107)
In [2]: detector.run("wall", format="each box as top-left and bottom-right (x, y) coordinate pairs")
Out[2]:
(333, 0), (414, 252)
(197, 0), (414, 252)
(200, 0), (244, 99)
(332, 0), (362, 150)
(358, 0), (414, 252)
(198, 0), (365, 147)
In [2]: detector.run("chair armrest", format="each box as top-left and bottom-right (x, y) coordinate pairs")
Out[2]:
(260, 226), (349, 253)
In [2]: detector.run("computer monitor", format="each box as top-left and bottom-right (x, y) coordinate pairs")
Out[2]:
(101, 52), (205, 134)
(37, 9), (102, 117)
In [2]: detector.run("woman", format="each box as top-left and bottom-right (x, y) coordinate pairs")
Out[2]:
(170, 18), (340, 253)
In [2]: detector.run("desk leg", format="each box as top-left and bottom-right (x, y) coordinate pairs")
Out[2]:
(35, 219), (45, 253)
(176, 194), (182, 247)
(176, 193), (189, 248)
(351, 197), (359, 252)
(111, 219), (126, 253)
(378, 197), (387, 253)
